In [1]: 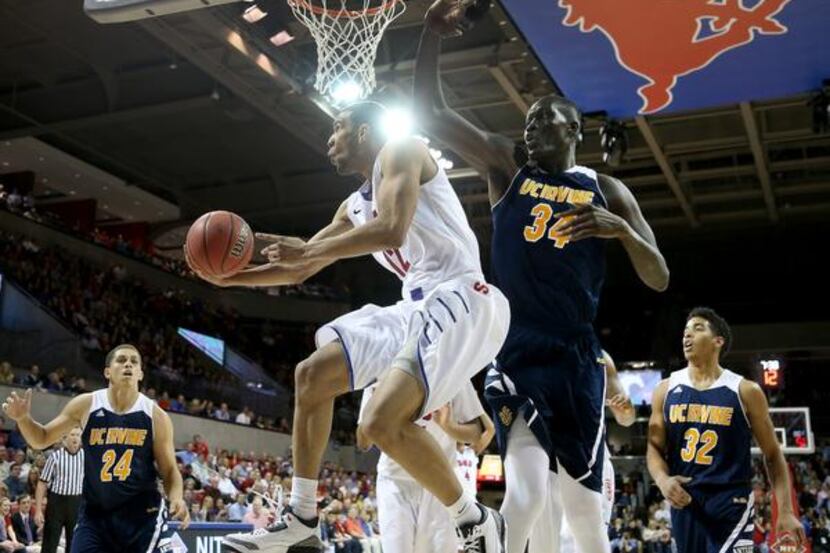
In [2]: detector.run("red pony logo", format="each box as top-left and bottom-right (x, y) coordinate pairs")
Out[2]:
(558, 0), (791, 113)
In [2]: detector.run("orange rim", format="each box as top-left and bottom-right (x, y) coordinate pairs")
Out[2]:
(288, 0), (400, 19)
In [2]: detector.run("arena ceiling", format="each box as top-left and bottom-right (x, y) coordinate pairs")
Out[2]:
(1, 0), (830, 251)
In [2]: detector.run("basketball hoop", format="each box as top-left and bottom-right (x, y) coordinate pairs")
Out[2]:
(287, 0), (406, 103)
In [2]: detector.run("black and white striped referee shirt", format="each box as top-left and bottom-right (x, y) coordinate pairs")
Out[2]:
(40, 448), (84, 496)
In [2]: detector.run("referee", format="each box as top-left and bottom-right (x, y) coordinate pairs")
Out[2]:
(35, 426), (84, 553)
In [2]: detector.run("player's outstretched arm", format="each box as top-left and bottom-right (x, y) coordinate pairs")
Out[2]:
(153, 405), (190, 530)
(1, 390), (90, 450)
(198, 200), (354, 288)
(646, 380), (692, 509)
(560, 174), (669, 292)
(740, 380), (805, 547)
(602, 351), (635, 427)
(415, 0), (517, 205)
(271, 139), (424, 263)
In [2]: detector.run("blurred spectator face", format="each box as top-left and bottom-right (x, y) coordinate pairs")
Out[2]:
(13, 451), (24, 464)
(177, 394), (185, 404)
(0, 446), (6, 461)
(348, 507), (358, 520)
(30, 365), (39, 377)
(216, 498), (225, 510)
(252, 497), (263, 515)
(236, 494), (246, 505)
(18, 496), (31, 513)
(0, 499), (9, 516)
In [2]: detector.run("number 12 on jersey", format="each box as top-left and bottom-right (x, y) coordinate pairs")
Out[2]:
(523, 203), (572, 249)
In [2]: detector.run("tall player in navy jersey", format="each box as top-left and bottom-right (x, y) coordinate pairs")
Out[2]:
(415, 2), (669, 552)
(648, 308), (804, 553)
(2, 344), (189, 553)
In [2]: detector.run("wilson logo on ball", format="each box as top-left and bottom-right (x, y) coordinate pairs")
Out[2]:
(230, 224), (250, 259)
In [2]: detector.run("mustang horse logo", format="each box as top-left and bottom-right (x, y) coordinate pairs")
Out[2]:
(558, 0), (791, 113)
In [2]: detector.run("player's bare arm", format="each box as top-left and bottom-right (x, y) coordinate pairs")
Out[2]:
(740, 379), (805, 546)
(434, 403), (492, 446)
(646, 379), (692, 509)
(558, 174), (669, 291)
(1, 391), (91, 450)
(472, 411), (496, 455)
(416, 0), (517, 205)
(196, 199), (353, 288)
(603, 350), (635, 427)
(153, 405), (190, 530)
(269, 138), (425, 263)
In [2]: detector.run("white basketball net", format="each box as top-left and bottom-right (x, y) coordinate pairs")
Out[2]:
(288, 0), (406, 102)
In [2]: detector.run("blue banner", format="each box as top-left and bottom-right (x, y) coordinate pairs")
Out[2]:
(500, 0), (830, 116)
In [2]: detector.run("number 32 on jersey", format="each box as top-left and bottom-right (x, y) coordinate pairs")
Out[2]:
(523, 203), (572, 249)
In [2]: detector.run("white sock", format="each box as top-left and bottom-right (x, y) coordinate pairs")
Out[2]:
(449, 493), (482, 527)
(289, 477), (318, 520)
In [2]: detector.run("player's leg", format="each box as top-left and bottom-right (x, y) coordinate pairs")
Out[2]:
(528, 471), (563, 553)
(670, 503), (708, 553)
(704, 488), (754, 553)
(376, 475), (418, 553)
(500, 416), (551, 553)
(291, 342), (352, 514)
(559, 469), (610, 553)
(360, 367), (463, 507)
(68, 511), (109, 553)
(415, 489), (458, 553)
(553, 338), (610, 553)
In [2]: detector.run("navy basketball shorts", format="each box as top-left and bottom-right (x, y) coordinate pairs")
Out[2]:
(484, 329), (606, 492)
(71, 499), (174, 553)
(671, 486), (754, 553)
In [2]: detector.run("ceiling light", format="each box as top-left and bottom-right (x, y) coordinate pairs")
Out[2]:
(242, 4), (268, 23)
(74, 173), (81, 178)
(41, 177), (48, 183)
(1, 161), (8, 167)
(69, 190), (76, 195)
(269, 31), (295, 47)
(331, 80), (363, 105)
(382, 108), (414, 141)
(3, 141), (10, 146)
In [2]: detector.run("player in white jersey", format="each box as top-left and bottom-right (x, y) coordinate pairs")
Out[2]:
(357, 381), (494, 553)
(528, 351), (635, 553)
(195, 102), (510, 553)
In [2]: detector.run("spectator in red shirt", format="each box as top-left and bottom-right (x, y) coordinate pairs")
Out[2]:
(193, 435), (209, 458)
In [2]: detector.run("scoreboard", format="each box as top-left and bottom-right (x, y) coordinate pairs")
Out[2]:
(760, 359), (784, 390)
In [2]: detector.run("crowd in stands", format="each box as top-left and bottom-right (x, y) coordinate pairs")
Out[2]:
(0, 227), (362, 440)
(0, 185), (347, 301)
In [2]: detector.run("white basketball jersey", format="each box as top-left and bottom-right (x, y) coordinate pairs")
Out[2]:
(345, 151), (483, 301)
(455, 445), (479, 499)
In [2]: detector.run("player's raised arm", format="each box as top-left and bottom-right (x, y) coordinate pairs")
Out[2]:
(152, 405), (190, 530)
(602, 351), (635, 427)
(1, 390), (91, 450)
(415, 0), (517, 205)
(646, 379), (691, 509)
(197, 199), (354, 288)
(274, 138), (424, 263)
(740, 380), (805, 547)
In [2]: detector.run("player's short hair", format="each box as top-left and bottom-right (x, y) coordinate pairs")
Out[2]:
(688, 307), (732, 357)
(105, 344), (141, 367)
(340, 101), (387, 133)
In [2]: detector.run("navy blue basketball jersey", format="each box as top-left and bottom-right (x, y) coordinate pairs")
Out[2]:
(663, 369), (753, 488)
(491, 164), (607, 334)
(81, 389), (161, 512)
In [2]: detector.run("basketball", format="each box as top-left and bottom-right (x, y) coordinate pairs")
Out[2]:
(185, 211), (254, 279)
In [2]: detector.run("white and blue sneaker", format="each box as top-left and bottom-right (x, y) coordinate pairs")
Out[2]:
(457, 504), (507, 553)
(222, 506), (323, 553)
